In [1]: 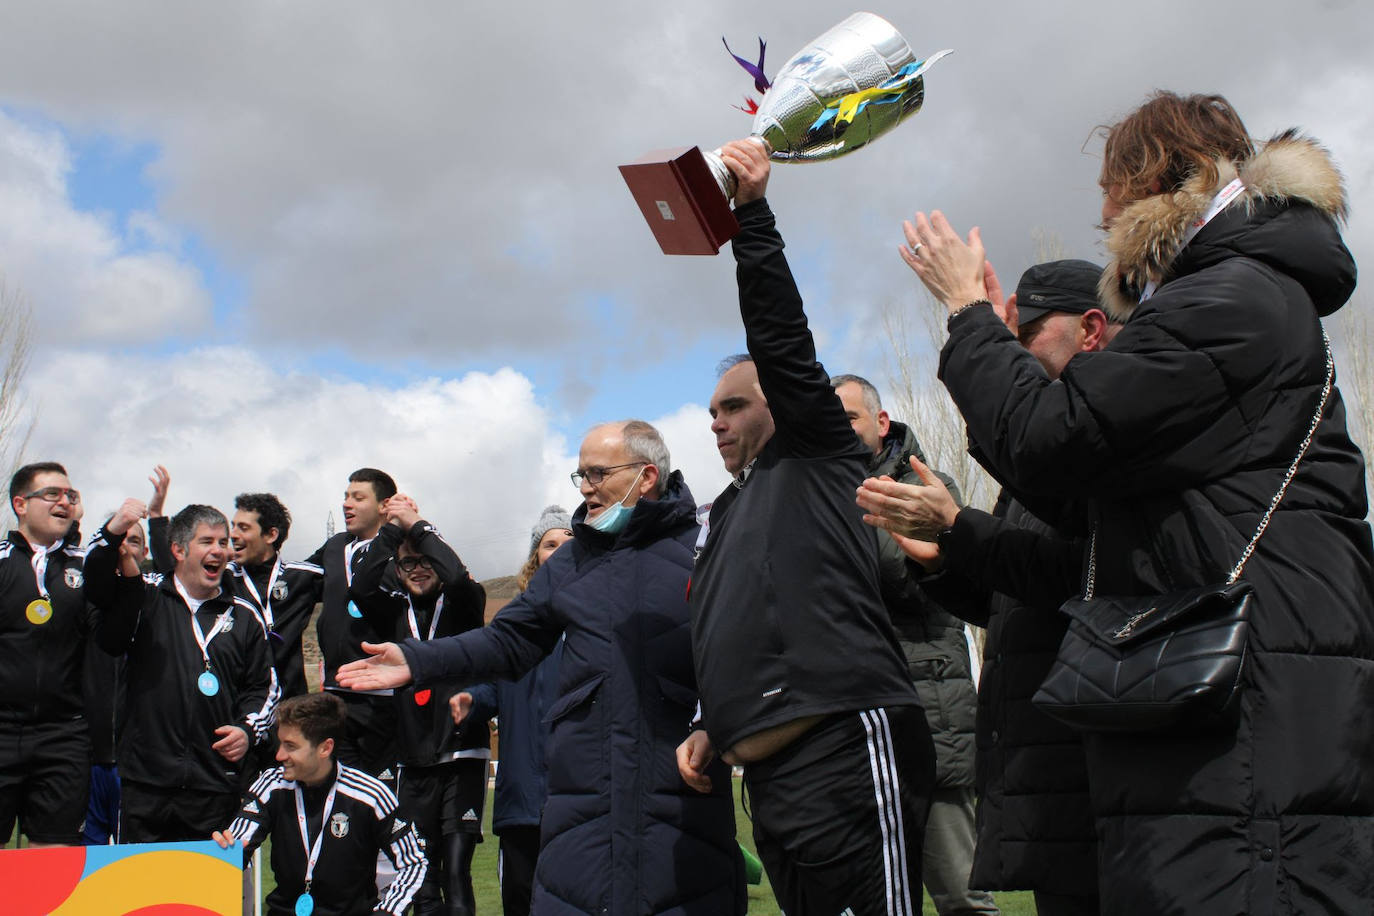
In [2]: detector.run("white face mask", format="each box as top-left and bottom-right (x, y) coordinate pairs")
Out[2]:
(587, 466), (646, 534)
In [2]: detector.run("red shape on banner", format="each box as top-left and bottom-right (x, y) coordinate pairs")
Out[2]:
(0, 845), (86, 916)
(125, 906), (224, 916)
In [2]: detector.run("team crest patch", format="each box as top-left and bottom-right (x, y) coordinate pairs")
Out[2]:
(218, 612), (234, 633)
(64, 567), (83, 589)
(271, 580), (288, 601)
(330, 812), (350, 838)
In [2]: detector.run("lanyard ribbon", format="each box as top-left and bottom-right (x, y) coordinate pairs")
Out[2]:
(239, 560), (283, 631)
(406, 593), (445, 641)
(175, 578), (230, 668)
(342, 537), (372, 588)
(294, 778), (339, 893)
(29, 542), (59, 599)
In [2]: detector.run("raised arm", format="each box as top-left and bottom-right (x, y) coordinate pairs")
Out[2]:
(87, 499), (150, 655)
(722, 139), (858, 459)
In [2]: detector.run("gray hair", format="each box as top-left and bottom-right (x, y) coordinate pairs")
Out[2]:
(831, 373), (882, 417)
(167, 504), (229, 551)
(621, 419), (673, 496)
(716, 353), (753, 378)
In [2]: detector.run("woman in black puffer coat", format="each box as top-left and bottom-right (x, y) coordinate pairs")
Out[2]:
(900, 91), (1374, 915)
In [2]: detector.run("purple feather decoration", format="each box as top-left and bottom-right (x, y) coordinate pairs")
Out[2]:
(722, 36), (770, 95)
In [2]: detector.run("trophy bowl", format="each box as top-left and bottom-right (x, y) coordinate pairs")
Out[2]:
(620, 12), (951, 255)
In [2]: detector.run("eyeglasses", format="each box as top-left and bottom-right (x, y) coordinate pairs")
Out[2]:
(397, 556), (434, 572)
(570, 462), (646, 488)
(24, 487), (80, 505)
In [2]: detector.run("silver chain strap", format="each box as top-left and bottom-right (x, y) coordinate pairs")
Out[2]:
(1084, 331), (1334, 599)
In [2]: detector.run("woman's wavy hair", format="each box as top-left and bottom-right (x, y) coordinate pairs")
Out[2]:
(1098, 91), (1254, 203)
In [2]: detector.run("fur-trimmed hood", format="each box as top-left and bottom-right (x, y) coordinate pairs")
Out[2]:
(1100, 131), (1353, 320)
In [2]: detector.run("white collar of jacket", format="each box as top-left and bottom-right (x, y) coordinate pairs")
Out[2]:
(1099, 131), (1349, 322)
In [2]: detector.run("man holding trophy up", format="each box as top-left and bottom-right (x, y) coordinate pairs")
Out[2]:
(679, 135), (936, 916)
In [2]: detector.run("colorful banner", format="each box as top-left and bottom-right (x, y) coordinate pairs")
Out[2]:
(0, 840), (240, 916)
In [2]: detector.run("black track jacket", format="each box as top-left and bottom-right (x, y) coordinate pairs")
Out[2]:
(349, 520), (488, 767)
(227, 761), (427, 916)
(86, 524), (279, 793)
(0, 530), (90, 726)
(689, 198), (918, 752)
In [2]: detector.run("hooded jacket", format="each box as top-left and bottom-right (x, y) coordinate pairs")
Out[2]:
(939, 134), (1374, 915)
(398, 472), (745, 916)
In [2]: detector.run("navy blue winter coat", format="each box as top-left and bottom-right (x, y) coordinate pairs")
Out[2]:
(401, 472), (745, 915)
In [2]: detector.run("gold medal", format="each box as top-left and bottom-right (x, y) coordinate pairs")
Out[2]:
(26, 598), (53, 625)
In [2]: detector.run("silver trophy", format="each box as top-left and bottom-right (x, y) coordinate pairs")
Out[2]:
(621, 12), (951, 254)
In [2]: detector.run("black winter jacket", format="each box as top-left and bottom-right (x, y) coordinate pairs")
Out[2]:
(939, 134), (1374, 915)
(870, 421), (977, 789)
(86, 524), (279, 794)
(350, 519), (489, 767)
(690, 199), (918, 752)
(921, 496), (1096, 897)
(399, 474), (744, 915)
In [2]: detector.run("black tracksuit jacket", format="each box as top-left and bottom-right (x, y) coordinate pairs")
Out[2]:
(227, 761), (427, 916)
(86, 524), (279, 793)
(0, 530), (90, 726)
(689, 198), (918, 752)
(349, 520), (488, 767)
(149, 515), (325, 700)
(309, 532), (385, 690)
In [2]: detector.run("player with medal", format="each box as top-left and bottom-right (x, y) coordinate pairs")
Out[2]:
(0, 461), (91, 847)
(348, 493), (489, 916)
(215, 692), (427, 916)
(87, 500), (280, 842)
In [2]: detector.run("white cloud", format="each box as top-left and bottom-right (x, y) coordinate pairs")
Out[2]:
(21, 347), (728, 578)
(0, 112), (212, 345)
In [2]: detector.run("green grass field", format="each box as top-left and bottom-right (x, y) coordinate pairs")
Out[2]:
(257, 782), (1037, 914)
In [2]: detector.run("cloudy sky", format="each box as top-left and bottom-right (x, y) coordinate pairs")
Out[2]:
(1, 1), (1370, 577)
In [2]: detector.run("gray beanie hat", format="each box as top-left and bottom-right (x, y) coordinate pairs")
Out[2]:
(530, 505), (573, 553)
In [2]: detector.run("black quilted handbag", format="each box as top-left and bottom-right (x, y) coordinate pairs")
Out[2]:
(1033, 333), (1333, 733)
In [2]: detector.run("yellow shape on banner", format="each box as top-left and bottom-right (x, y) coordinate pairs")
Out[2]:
(50, 849), (239, 915)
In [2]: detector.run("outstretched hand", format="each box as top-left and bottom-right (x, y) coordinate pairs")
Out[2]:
(336, 642), (413, 691)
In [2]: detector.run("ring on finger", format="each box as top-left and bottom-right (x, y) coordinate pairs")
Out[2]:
(909, 242), (923, 255)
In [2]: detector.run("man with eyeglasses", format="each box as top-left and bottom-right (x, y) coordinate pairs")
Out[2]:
(0, 462), (92, 847)
(349, 492), (488, 916)
(337, 420), (745, 916)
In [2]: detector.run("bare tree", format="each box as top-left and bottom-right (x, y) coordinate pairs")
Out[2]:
(0, 281), (33, 454)
(880, 292), (998, 513)
(0, 278), (35, 530)
(1337, 305), (1374, 506)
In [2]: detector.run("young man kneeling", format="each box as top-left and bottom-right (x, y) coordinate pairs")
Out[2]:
(215, 693), (427, 916)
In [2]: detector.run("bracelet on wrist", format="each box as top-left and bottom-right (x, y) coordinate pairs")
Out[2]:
(949, 299), (991, 321)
